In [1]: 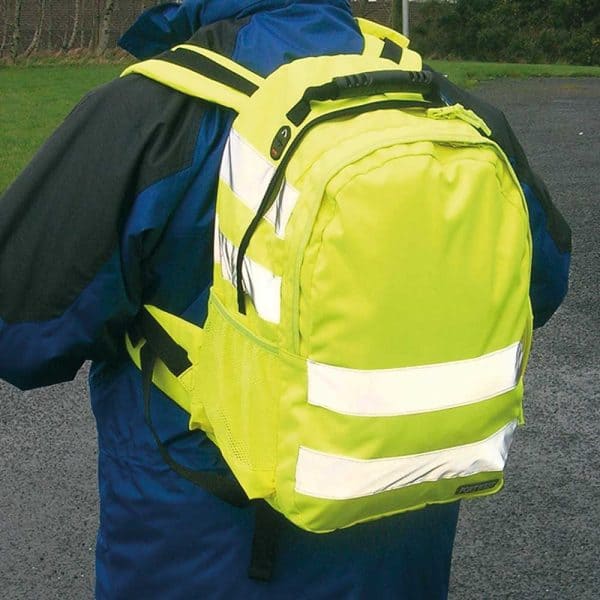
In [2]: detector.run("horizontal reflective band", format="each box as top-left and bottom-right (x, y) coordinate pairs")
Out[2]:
(308, 342), (523, 416)
(295, 420), (517, 500)
(217, 231), (281, 323)
(220, 129), (299, 237)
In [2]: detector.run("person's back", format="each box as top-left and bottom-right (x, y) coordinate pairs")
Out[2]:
(0, 1), (570, 598)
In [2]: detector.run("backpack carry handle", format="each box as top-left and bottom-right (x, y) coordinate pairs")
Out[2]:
(287, 70), (438, 126)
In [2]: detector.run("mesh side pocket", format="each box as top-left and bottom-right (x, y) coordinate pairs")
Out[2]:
(189, 298), (278, 499)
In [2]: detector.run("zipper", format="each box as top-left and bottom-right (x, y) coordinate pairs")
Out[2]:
(234, 98), (439, 314)
(427, 103), (492, 136)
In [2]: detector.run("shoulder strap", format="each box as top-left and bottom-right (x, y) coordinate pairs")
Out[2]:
(357, 17), (422, 71)
(122, 20), (422, 109)
(134, 318), (279, 580)
(121, 44), (265, 114)
(357, 17), (410, 49)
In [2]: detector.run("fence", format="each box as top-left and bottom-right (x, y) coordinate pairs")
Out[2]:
(0, 1), (407, 60)
(0, 0), (164, 58)
(3, 1), (596, 65)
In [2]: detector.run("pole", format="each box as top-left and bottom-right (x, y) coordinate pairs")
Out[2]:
(402, 0), (409, 38)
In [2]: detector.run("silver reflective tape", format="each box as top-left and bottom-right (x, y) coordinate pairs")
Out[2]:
(218, 231), (281, 324)
(213, 216), (221, 263)
(219, 128), (299, 238)
(295, 420), (517, 500)
(307, 342), (523, 417)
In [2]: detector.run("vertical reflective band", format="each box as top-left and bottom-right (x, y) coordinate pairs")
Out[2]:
(307, 342), (523, 416)
(220, 129), (299, 237)
(217, 231), (281, 323)
(295, 420), (517, 500)
(213, 216), (222, 263)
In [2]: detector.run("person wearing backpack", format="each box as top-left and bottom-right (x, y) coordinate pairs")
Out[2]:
(0, 1), (570, 598)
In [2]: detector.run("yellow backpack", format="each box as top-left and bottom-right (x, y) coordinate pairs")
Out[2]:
(124, 19), (532, 534)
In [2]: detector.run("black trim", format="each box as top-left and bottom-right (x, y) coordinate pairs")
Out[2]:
(381, 38), (403, 63)
(248, 502), (280, 581)
(236, 98), (440, 314)
(286, 81), (339, 126)
(160, 47), (259, 98)
(287, 70), (437, 126)
(139, 341), (279, 581)
(186, 16), (251, 59)
(134, 308), (192, 376)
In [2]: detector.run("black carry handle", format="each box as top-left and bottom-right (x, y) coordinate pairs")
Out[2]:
(287, 70), (437, 126)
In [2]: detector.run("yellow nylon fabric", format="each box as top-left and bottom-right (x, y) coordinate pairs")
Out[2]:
(121, 59), (252, 114)
(216, 186), (286, 270)
(190, 296), (278, 499)
(123, 20), (534, 532)
(355, 17), (410, 48)
(124, 306), (211, 431)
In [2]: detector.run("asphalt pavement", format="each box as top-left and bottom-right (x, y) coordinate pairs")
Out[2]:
(449, 77), (600, 600)
(0, 77), (598, 599)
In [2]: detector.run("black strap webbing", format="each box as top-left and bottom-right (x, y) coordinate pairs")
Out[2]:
(381, 38), (403, 63)
(136, 314), (279, 579)
(161, 47), (259, 97)
(248, 501), (281, 581)
(136, 308), (192, 376)
(140, 343), (249, 507)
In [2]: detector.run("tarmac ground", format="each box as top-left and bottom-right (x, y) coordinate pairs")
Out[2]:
(0, 77), (598, 599)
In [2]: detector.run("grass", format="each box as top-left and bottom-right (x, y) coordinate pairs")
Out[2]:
(430, 60), (600, 88)
(1, 59), (599, 193)
(0, 64), (125, 192)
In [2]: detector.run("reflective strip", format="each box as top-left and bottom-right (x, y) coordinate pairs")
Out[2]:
(220, 128), (299, 237)
(295, 420), (517, 500)
(217, 231), (281, 324)
(213, 216), (221, 263)
(307, 342), (523, 417)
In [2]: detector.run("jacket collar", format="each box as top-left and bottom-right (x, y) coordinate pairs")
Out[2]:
(120, 1), (352, 59)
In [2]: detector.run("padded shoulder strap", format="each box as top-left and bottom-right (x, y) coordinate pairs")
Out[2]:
(121, 44), (265, 114)
(357, 17), (410, 49)
(357, 17), (422, 71)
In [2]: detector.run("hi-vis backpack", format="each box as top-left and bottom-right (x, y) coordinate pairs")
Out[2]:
(124, 19), (533, 534)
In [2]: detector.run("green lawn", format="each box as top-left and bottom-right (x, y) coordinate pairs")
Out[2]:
(431, 60), (600, 87)
(1, 60), (599, 193)
(0, 64), (124, 192)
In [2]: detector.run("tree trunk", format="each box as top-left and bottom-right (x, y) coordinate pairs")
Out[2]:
(95, 0), (116, 56)
(24, 0), (47, 57)
(79, 0), (86, 48)
(65, 0), (82, 51)
(88, 0), (99, 51)
(10, 0), (23, 62)
(45, 0), (52, 51)
(0, 0), (10, 56)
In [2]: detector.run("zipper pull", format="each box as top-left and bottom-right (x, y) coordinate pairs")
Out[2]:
(427, 103), (492, 136)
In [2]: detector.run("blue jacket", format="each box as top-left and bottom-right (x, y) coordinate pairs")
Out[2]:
(0, 1), (570, 598)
